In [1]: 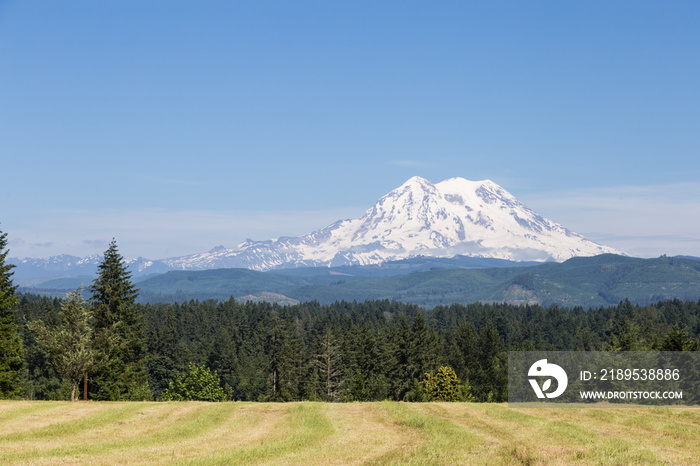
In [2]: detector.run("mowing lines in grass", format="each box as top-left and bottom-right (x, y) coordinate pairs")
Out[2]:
(520, 407), (664, 464)
(192, 402), (333, 465)
(381, 401), (484, 464)
(1, 402), (700, 465)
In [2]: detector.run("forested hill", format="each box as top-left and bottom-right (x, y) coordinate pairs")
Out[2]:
(132, 254), (700, 308)
(17, 295), (700, 402)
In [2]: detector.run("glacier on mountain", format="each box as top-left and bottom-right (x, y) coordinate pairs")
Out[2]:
(162, 176), (622, 271)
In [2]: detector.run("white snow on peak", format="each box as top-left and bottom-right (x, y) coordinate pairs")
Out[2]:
(162, 176), (624, 271)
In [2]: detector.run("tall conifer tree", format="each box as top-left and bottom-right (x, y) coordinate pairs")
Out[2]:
(473, 321), (508, 402)
(313, 327), (343, 402)
(0, 227), (24, 398)
(89, 239), (149, 400)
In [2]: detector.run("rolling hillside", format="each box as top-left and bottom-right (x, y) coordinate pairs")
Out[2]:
(133, 254), (700, 308)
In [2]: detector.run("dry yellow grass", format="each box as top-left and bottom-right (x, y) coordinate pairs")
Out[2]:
(0, 401), (698, 465)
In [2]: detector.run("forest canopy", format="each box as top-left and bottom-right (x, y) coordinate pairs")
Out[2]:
(15, 292), (700, 402)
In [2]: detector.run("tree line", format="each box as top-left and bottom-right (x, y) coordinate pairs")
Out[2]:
(2, 231), (700, 402)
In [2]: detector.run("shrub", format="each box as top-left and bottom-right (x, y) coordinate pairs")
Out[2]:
(161, 363), (226, 402)
(421, 366), (472, 401)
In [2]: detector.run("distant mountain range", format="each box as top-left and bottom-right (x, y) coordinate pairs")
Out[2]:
(11, 176), (622, 285)
(125, 254), (700, 308)
(10, 255), (170, 283)
(16, 254), (700, 309)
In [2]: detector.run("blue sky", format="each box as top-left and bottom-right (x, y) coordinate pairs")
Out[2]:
(2, 1), (699, 260)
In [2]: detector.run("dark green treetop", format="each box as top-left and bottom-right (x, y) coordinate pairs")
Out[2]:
(90, 239), (139, 329)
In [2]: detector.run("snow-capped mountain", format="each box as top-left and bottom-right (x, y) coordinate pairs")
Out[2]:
(9, 254), (103, 279)
(10, 254), (171, 281)
(10, 176), (623, 280)
(163, 176), (622, 271)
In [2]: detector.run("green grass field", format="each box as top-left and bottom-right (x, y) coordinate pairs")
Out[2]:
(1, 401), (699, 465)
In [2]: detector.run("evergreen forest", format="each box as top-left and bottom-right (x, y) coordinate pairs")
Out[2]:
(16, 292), (700, 402)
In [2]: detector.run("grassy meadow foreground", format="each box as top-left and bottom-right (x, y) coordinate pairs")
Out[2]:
(1, 401), (700, 465)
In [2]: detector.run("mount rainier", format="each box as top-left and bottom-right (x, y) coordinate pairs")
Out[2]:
(11, 176), (622, 279)
(161, 176), (622, 271)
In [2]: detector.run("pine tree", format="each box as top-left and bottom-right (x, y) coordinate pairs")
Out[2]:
(207, 324), (240, 400)
(659, 324), (699, 351)
(389, 313), (442, 401)
(0, 227), (24, 398)
(313, 327), (344, 401)
(345, 321), (389, 401)
(388, 315), (412, 400)
(473, 321), (508, 402)
(265, 312), (284, 400)
(89, 239), (149, 400)
(279, 315), (303, 401)
(146, 304), (180, 399)
(450, 321), (478, 384)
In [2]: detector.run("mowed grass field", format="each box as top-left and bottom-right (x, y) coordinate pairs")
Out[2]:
(1, 401), (700, 465)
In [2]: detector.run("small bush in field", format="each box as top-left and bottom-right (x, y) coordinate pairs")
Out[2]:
(421, 366), (472, 401)
(161, 362), (226, 402)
